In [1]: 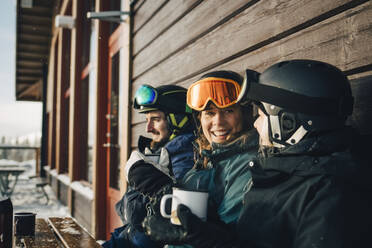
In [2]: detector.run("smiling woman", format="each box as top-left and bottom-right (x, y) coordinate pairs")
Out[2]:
(142, 70), (260, 247)
(200, 104), (243, 145)
(191, 70), (256, 165)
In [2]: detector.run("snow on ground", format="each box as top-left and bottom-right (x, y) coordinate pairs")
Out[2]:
(12, 179), (70, 218)
(0, 159), (71, 218)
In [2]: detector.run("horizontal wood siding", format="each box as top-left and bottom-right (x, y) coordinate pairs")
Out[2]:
(131, 122), (146, 148)
(133, 0), (202, 55)
(216, 1), (372, 74)
(133, 0), (258, 80)
(134, 0), (367, 85)
(133, 0), (168, 33)
(130, 0), (372, 148)
(348, 71), (372, 133)
(133, 0), (146, 13)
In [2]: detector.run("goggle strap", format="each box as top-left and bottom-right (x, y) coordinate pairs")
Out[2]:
(168, 114), (189, 141)
(193, 77), (241, 89)
(169, 114), (189, 129)
(178, 116), (189, 128)
(169, 133), (176, 141)
(170, 114), (178, 127)
(162, 89), (187, 95)
(247, 81), (353, 116)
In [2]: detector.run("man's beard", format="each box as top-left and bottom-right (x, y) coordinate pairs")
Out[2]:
(150, 137), (169, 152)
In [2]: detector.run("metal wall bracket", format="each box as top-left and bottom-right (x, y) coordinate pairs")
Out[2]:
(87, 11), (130, 23)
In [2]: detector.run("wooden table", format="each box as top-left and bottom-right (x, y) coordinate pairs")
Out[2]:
(0, 166), (25, 197)
(14, 217), (102, 248)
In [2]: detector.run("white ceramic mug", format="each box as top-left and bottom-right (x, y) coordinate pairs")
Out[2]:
(160, 187), (208, 225)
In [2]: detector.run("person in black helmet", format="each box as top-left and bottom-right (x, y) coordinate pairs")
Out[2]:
(234, 60), (372, 248)
(103, 84), (196, 248)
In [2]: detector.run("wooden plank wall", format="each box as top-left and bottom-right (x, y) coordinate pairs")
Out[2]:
(130, 0), (372, 148)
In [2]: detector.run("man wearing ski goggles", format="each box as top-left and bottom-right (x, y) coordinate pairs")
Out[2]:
(134, 84), (192, 145)
(134, 84), (191, 114)
(105, 84), (195, 248)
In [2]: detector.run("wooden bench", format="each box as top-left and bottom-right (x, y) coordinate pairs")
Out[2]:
(48, 217), (102, 248)
(14, 218), (61, 247)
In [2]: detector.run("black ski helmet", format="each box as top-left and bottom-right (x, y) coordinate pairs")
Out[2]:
(239, 59), (354, 147)
(134, 84), (194, 140)
(134, 85), (191, 114)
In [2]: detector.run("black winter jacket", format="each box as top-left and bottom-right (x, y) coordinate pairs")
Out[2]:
(103, 133), (195, 248)
(236, 127), (372, 248)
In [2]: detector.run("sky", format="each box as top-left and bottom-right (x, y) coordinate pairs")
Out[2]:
(0, 0), (42, 139)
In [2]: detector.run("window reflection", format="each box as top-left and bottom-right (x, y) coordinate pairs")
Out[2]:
(87, 20), (97, 184)
(109, 52), (120, 190)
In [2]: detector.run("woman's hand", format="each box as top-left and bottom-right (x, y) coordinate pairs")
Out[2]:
(143, 204), (241, 247)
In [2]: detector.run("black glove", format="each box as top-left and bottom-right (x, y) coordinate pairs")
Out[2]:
(143, 204), (240, 248)
(128, 160), (173, 195)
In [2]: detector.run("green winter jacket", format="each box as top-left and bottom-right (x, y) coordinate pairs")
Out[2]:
(167, 130), (258, 248)
(182, 129), (258, 224)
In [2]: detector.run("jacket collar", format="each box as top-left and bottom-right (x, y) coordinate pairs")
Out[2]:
(202, 130), (258, 160)
(259, 127), (354, 171)
(252, 127), (372, 189)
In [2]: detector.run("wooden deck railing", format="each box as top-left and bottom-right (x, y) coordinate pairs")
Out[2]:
(0, 146), (41, 174)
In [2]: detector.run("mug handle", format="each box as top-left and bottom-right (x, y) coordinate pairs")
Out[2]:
(160, 194), (176, 218)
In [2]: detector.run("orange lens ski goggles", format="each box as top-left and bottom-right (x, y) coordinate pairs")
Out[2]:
(187, 77), (241, 111)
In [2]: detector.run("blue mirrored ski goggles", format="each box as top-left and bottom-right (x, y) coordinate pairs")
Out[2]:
(134, 85), (158, 106)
